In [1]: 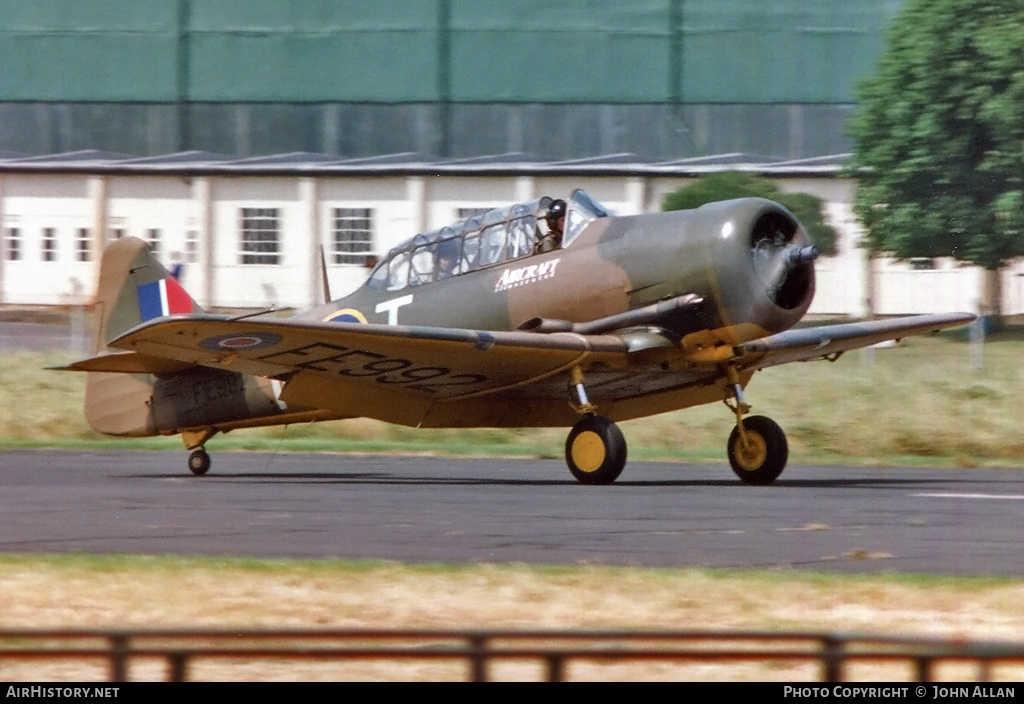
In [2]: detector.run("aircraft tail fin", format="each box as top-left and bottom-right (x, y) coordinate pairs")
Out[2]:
(81, 237), (203, 438)
(90, 236), (203, 354)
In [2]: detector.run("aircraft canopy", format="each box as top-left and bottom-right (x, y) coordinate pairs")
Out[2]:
(366, 189), (610, 292)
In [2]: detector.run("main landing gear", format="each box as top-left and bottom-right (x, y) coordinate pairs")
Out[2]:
(723, 366), (788, 485)
(566, 414), (627, 485)
(563, 367), (627, 485)
(562, 365), (790, 486)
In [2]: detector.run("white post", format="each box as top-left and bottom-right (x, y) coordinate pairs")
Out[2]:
(87, 174), (108, 278)
(514, 176), (536, 203)
(407, 176), (428, 236)
(625, 176), (648, 214)
(194, 177), (214, 309)
(300, 177), (321, 307)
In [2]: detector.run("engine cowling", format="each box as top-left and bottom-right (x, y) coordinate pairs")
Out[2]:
(617, 197), (817, 343)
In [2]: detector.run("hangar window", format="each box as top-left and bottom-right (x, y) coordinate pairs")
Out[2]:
(239, 208), (280, 265)
(146, 228), (161, 256)
(75, 228), (90, 262)
(41, 228), (57, 262)
(185, 229), (199, 263)
(108, 217), (125, 241)
(4, 228), (21, 261)
(332, 207), (374, 265)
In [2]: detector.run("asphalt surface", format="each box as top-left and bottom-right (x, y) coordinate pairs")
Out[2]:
(0, 320), (89, 353)
(2, 449), (1022, 575)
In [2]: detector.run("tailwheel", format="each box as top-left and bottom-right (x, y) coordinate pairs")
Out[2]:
(188, 449), (211, 476)
(565, 414), (627, 485)
(727, 415), (788, 485)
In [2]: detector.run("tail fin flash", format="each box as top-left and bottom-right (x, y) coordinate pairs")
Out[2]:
(83, 237), (201, 437)
(91, 237), (202, 354)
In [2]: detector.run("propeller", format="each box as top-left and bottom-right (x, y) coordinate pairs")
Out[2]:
(751, 233), (819, 307)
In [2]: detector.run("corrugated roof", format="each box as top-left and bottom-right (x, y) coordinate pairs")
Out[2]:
(445, 152), (549, 165)
(120, 151), (234, 165)
(0, 150), (852, 177)
(551, 153), (647, 165)
(8, 149), (136, 163)
(229, 151), (345, 166)
(331, 152), (434, 165)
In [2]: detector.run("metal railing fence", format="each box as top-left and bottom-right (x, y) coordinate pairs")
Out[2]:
(2, 628), (1023, 682)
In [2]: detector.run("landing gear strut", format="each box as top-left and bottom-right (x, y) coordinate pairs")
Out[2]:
(724, 366), (788, 485)
(563, 367), (627, 485)
(188, 448), (211, 476)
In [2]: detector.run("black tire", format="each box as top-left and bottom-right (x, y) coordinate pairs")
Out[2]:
(188, 449), (211, 476)
(565, 415), (627, 485)
(727, 415), (788, 485)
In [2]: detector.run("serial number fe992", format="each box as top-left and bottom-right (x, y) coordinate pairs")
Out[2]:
(260, 343), (487, 393)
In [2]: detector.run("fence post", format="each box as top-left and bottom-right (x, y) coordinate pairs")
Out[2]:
(107, 634), (129, 682)
(167, 652), (189, 682)
(469, 636), (488, 682)
(915, 657), (933, 682)
(545, 654), (565, 682)
(821, 636), (844, 682)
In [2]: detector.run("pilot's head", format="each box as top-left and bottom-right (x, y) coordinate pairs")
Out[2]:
(437, 238), (460, 276)
(546, 199), (567, 234)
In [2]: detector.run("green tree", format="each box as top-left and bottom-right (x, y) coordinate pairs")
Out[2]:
(661, 171), (838, 255)
(850, 0), (1024, 314)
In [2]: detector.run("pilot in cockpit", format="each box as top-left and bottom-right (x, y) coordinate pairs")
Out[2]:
(534, 199), (566, 254)
(437, 238), (460, 280)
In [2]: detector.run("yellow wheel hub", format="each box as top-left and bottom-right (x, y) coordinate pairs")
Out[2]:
(571, 431), (607, 473)
(733, 430), (767, 471)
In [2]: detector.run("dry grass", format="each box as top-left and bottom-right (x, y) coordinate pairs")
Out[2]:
(0, 558), (1023, 681)
(5, 331), (1018, 464)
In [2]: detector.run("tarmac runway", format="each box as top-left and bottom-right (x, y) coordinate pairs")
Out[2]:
(2, 449), (1023, 575)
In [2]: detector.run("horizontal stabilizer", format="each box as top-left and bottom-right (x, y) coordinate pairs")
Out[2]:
(51, 351), (195, 375)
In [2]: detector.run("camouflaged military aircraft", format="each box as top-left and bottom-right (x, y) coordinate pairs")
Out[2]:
(58, 190), (972, 485)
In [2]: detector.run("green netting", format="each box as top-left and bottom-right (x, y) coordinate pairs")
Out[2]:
(0, 0), (904, 103)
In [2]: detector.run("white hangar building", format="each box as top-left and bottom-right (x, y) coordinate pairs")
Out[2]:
(0, 150), (999, 317)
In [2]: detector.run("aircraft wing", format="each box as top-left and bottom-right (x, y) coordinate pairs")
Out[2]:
(69, 310), (974, 428)
(94, 316), (632, 426)
(733, 312), (976, 370)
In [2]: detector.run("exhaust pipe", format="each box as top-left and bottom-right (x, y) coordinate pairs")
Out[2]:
(519, 293), (704, 335)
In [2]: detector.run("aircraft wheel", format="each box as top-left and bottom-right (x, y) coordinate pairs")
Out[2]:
(565, 414), (627, 485)
(727, 415), (788, 485)
(188, 449), (211, 476)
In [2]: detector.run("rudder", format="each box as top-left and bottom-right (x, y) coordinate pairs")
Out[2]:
(90, 237), (201, 354)
(84, 238), (202, 437)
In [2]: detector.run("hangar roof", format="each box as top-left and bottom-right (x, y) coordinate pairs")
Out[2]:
(0, 150), (851, 178)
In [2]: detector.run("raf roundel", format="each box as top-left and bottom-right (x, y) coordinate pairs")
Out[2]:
(323, 308), (368, 324)
(198, 332), (283, 352)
